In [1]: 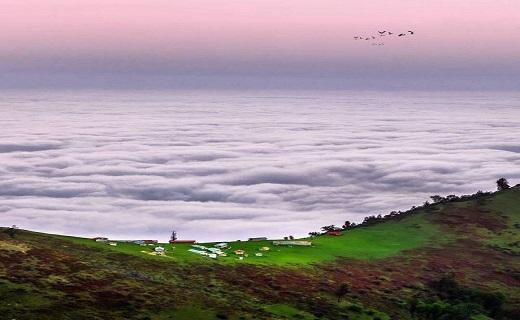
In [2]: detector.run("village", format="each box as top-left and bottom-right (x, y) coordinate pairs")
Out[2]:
(91, 229), (342, 261)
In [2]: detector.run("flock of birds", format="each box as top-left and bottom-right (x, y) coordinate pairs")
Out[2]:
(354, 30), (415, 46)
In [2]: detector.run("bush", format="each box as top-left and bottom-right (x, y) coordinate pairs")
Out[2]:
(346, 304), (362, 313)
(416, 275), (507, 320)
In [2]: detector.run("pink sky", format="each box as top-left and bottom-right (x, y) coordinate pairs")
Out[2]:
(1, 0), (519, 88)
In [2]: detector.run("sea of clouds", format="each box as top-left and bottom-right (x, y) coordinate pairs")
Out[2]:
(1, 90), (519, 241)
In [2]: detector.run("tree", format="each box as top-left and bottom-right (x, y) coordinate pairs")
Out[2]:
(335, 283), (350, 302)
(308, 232), (320, 237)
(342, 221), (352, 229)
(446, 195), (458, 201)
(430, 195), (444, 203)
(496, 178), (510, 191)
(409, 296), (419, 319)
(321, 225), (339, 232)
(5, 225), (18, 238)
(170, 229), (177, 242)
(288, 235), (294, 240)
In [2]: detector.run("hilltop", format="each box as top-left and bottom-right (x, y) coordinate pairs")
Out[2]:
(0, 187), (519, 320)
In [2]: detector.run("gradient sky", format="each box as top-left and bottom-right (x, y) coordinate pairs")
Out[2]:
(2, 0), (520, 89)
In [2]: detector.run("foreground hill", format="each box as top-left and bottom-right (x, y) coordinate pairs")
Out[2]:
(1, 188), (519, 320)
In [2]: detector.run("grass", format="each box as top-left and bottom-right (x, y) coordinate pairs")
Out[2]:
(1, 188), (518, 320)
(0, 279), (56, 319)
(52, 210), (442, 266)
(264, 304), (317, 319)
(155, 306), (217, 320)
(482, 188), (520, 253)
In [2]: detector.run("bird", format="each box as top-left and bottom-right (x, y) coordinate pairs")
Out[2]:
(387, 32), (393, 35)
(378, 31), (386, 35)
(398, 33), (406, 37)
(408, 30), (414, 35)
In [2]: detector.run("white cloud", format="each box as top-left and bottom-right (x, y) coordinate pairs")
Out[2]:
(0, 91), (519, 241)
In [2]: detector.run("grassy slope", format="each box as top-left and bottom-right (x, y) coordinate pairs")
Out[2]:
(0, 188), (518, 320)
(56, 210), (442, 266)
(483, 190), (520, 254)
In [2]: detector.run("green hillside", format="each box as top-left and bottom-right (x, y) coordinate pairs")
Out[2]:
(1, 188), (519, 320)
(56, 210), (442, 266)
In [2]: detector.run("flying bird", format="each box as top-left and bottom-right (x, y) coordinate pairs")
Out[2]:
(353, 29), (414, 46)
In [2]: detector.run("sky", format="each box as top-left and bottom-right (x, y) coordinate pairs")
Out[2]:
(1, 0), (520, 90)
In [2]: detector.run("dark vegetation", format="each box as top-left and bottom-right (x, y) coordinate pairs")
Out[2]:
(1, 181), (519, 319)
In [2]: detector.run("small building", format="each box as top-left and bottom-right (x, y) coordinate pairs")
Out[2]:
(255, 253), (263, 257)
(108, 242), (117, 246)
(234, 250), (245, 255)
(327, 231), (342, 236)
(170, 240), (196, 244)
(248, 237), (267, 241)
(154, 246), (165, 253)
(126, 240), (158, 245)
(214, 243), (228, 248)
(93, 237), (109, 242)
(272, 240), (312, 246)
(208, 253), (217, 259)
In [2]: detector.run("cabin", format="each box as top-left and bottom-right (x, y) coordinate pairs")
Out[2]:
(121, 240), (158, 245)
(248, 237), (267, 241)
(170, 240), (196, 244)
(272, 240), (312, 246)
(327, 231), (342, 236)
